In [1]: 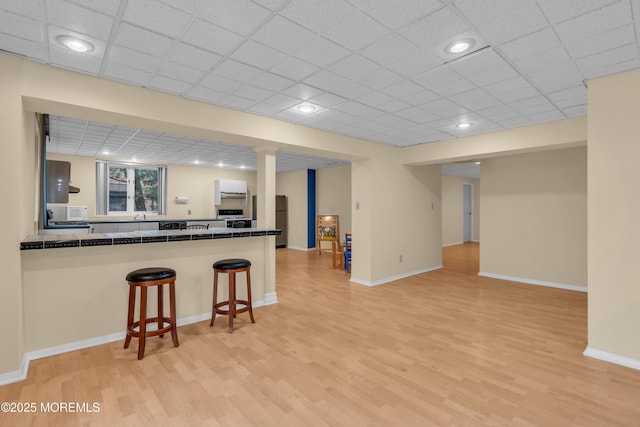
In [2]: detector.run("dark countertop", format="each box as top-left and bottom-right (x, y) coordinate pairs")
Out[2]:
(21, 228), (281, 250)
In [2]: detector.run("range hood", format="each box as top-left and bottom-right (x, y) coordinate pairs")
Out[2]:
(214, 179), (247, 205)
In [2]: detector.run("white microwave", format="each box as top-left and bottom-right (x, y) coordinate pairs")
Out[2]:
(66, 206), (88, 221)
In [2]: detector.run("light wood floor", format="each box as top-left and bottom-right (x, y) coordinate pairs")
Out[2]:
(3, 243), (640, 426)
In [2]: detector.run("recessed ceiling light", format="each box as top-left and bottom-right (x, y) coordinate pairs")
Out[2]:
(56, 35), (95, 53)
(445, 38), (475, 54)
(456, 122), (472, 129)
(297, 104), (316, 113)
(193, 159), (201, 165)
(474, 161), (481, 165)
(101, 150), (110, 156)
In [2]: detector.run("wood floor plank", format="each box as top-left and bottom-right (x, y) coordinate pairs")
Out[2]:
(2, 242), (640, 426)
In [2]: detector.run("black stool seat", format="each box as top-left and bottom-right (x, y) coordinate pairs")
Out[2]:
(126, 267), (176, 283)
(212, 259), (251, 270)
(211, 258), (254, 332)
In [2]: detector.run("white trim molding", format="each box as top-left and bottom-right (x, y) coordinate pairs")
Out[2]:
(286, 246), (315, 252)
(442, 242), (464, 247)
(478, 272), (587, 293)
(350, 265), (443, 287)
(0, 296), (278, 386)
(583, 346), (640, 371)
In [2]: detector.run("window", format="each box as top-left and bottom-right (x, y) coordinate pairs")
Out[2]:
(96, 161), (167, 215)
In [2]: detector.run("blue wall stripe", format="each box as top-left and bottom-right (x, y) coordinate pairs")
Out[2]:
(307, 169), (316, 249)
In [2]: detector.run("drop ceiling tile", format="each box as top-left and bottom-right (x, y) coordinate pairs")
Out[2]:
(449, 88), (502, 111)
(497, 117), (532, 128)
(400, 7), (469, 49)
(422, 98), (469, 118)
(396, 107), (441, 123)
(168, 43), (221, 71)
(280, 0), (357, 34)
(514, 46), (573, 74)
(123, 0), (191, 38)
(333, 80), (373, 99)
(0, 11), (42, 42)
(565, 24), (635, 59)
(348, 0), (442, 30)
(0, 0), (42, 17)
(199, 0), (271, 36)
(46, 0), (113, 40)
(50, 44), (102, 74)
(186, 86), (227, 104)
(498, 28), (563, 62)
(114, 23), (174, 57)
(584, 57), (640, 79)
(456, 0), (548, 44)
(478, 104), (520, 121)
(538, 0), (622, 24)
(182, 19), (243, 56)
(157, 0), (201, 14)
(0, 34), (47, 62)
(269, 56), (319, 81)
(576, 43), (638, 75)
(324, 11), (389, 51)
(358, 67), (404, 90)
(250, 72), (295, 92)
(356, 91), (394, 106)
(261, 93), (301, 109)
(157, 61), (205, 84)
(233, 85), (275, 102)
(110, 45), (161, 73)
(304, 70), (350, 92)
(232, 40), (289, 70)
(493, 86), (543, 103)
(104, 62), (152, 86)
(294, 36), (351, 68)
(375, 99), (412, 114)
(253, 15), (316, 55)
(328, 55), (382, 81)
(252, 0), (289, 11)
(429, 77), (477, 97)
(220, 95), (257, 110)
(380, 79), (425, 98)
(527, 110), (566, 123)
(402, 90), (441, 106)
(554, 1), (632, 44)
(332, 101), (385, 118)
(527, 61), (583, 88)
(248, 103), (285, 116)
(213, 59), (263, 83)
(65, 0), (121, 16)
(308, 92), (348, 108)
(282, 83), (325, 100)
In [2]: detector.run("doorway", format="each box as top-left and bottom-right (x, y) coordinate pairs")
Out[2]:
(462, 183), (473, 242)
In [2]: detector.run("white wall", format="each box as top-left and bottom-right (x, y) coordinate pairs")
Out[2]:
(479, 147), (587, 288)
(588, 68), (640, 363)
(276, 169), (309, 250)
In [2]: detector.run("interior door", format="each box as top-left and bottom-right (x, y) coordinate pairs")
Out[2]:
(463, 183), (473, 242)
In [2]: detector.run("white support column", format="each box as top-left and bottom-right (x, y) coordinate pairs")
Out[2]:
(255, 146), (278, 301)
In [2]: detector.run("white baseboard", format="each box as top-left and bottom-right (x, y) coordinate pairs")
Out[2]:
(583, 346), (640, 371)
(442, 242), (464, 247)
(350, 265), (443, 287)
(0, 293), (278, 386)
(478, 271), (587, 293)
(286, 246), (315, 251)
(262, 292), (278, 305)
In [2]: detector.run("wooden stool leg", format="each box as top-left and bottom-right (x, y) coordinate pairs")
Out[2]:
(228, 272), (235, 333)
(157, 284), (164, 338)
(169, 280), (179, 347)
(138, 287), (147, 360)
(210, 270), (218, 327)
(124, 285), (136, 349)
(246, 268), (255, 323)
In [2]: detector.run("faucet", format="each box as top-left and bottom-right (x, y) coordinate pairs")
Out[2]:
(134, 213), (146, 220)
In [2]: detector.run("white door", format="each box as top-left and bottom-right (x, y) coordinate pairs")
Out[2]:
(463, 184), (473, 242)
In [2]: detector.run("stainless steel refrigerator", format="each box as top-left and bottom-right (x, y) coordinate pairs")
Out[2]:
(252, 195), (287, 248)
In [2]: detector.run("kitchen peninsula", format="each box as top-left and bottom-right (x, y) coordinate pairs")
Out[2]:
(19, 226), (280, 359)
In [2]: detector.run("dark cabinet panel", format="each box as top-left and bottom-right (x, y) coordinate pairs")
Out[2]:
(46, 160), (70, 204)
